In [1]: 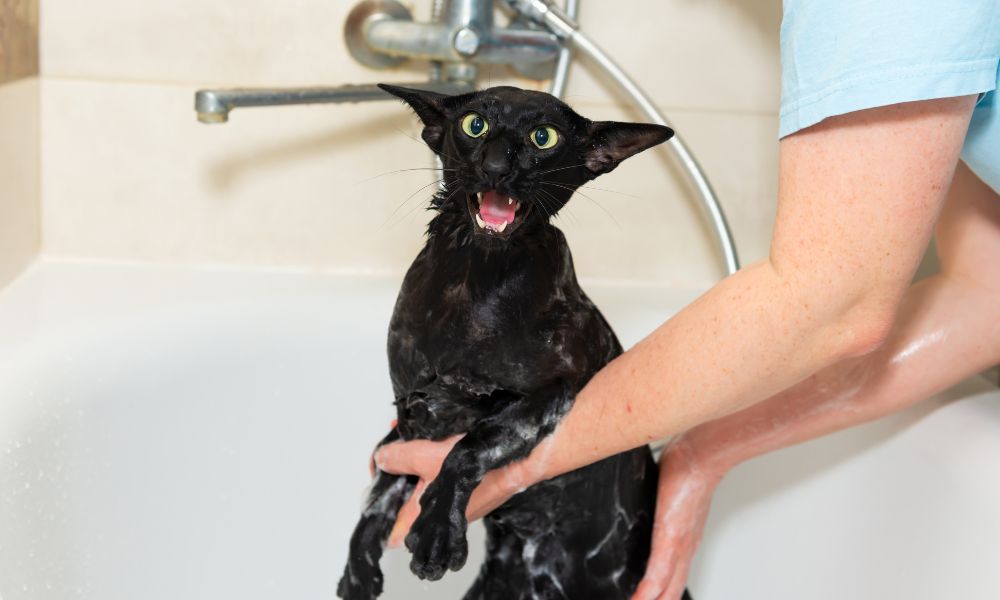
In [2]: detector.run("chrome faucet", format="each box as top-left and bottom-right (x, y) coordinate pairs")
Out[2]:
(193, 0), (741, 277)
(194, 0), (564, 124)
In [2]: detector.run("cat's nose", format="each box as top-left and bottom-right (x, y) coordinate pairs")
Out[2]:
(481, 146), (512, 187)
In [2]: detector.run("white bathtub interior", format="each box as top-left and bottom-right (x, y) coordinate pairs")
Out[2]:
(0, 259), (998, 599)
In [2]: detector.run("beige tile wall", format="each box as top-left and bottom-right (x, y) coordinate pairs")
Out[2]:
(0, 0), (40, 288)
(0, 77), (40, 288)
(0, 0), (38, 84)
(39, 0), (782, 285)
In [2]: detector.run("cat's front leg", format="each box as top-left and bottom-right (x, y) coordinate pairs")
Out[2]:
(338, 429), (417, 600)
(405, 385), (573, 581)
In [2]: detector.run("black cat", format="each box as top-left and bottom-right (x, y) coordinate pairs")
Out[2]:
(338, 84), (691, 600)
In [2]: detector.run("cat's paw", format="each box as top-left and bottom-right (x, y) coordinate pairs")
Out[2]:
(404, 492), (469, 581)
(337, 557), (384, 600)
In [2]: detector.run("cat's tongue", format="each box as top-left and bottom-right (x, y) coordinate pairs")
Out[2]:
(479, 191), (517, 226)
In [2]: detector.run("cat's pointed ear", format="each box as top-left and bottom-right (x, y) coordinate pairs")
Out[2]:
(378, 84), (448, 125)
(379, 84), (450, 149)
(583, 122), (673, 177)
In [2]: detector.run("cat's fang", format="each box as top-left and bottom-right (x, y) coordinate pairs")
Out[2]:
(497, 220), (508, 232)
(475, 214), (486, 229)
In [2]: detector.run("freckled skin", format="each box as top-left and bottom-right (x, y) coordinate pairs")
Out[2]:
(337, 86), (690, 599)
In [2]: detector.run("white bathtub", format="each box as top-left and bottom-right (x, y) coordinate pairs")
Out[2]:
(1, 259), (998, 599)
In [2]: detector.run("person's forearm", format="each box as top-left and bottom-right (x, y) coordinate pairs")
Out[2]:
(679, 271), (1000, 477)
(527, 258), (897, 482)
(509, 97), (976, 489)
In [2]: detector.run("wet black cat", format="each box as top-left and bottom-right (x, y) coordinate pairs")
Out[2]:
(337, 84), (691, 600)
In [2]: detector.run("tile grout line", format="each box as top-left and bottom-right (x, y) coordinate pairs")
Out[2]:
(38, 74), (780, 118)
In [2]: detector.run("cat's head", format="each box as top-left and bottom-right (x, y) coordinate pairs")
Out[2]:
(379, 84), (673, 240)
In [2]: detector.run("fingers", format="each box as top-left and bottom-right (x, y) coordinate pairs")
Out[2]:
(377, 434), (462, 549)
(632, 440), (719, 600)
(630, 533), (676, 600)
(375, 434), (463, 479)
(662, 560), (691, 600)
(631, 578), (663, 600)
(388, 479), (425, 548)
(631, 553), (689, 600)
(464, 466), (523, 522)
(631, 504), (701, 600)
(631, 480), (684, 599)
(377, 434), (520, 550)
(370, 420), (399, 478)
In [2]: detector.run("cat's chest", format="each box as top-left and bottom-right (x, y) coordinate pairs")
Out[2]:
(389, 265), (586, 389)
(400, 280), (565, 370)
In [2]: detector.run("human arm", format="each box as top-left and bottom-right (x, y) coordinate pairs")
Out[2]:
(633, 169), (1000, 598)
(377, 96), (979, 546)
(519, 96), (977, 481)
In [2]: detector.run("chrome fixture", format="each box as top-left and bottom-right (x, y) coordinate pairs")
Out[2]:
(193, 0), (740, 276)
(194, 82), (472, 124)
(347, 0), (562, 67)
(502, 0), (739, 275)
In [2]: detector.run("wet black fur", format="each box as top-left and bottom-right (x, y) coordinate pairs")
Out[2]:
(338, 85), (691, 600)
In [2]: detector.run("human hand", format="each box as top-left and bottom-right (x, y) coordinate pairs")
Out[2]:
(631, 438), (724, 600)
(374, 435), (530, 548)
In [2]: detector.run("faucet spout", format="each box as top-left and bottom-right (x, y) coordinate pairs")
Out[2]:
(194, 81), (473, 123)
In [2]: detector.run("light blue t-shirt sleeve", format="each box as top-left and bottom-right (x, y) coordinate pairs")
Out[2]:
(963, 90), (1000, 193)
(779, 0), (1000, 193)
(780, 0), (1000, 137)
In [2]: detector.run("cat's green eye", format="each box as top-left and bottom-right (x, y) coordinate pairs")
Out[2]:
(530, 126), (559, 149)
(461, 113), (489, 138)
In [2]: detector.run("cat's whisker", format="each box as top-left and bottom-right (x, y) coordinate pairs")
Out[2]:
(356, 166), (457, 186)
(582, 195), (621, 229)
(541, 188), (581, 226)
(538, 181), (606, 201)
(534, 189), (568, 224)
(431, 179), (463, 208)
(379, 177), (447, 230)
(530, 191), (554, 220)
(539, 181), (621, 229)
(537, 163), (588, 176)
(537, 181), (575, 193)
(395, 183), (462, 228)
(577, 192), (621, 229)
(579, 185), (641, 199)
(386, 178), (462, 230)
(396, 191), (443, 227)
(392, 127), (460, 163)
(380, 181), (443, 231)
(392, 126), (424, 146)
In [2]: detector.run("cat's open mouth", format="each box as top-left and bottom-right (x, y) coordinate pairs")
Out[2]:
(467, 190), (530, 237)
